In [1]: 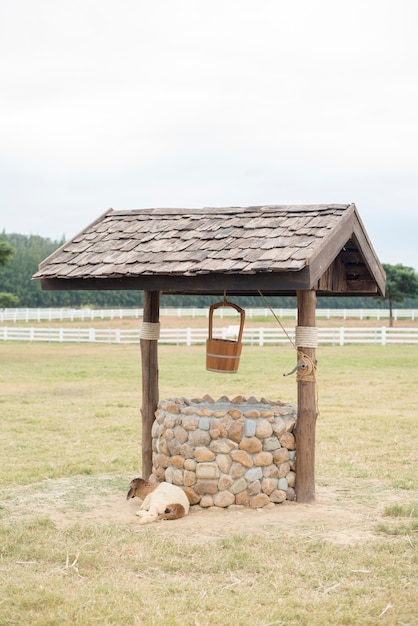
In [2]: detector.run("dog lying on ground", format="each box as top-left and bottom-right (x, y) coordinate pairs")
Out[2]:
(126, 478), (190, 524)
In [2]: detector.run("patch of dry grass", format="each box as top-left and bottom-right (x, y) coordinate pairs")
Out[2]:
(0, 514), (416, 625)
(0, 340), (417, 625)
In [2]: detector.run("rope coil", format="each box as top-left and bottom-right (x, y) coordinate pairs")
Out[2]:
(296, 350), (317, 382)
(295, 326), (318, 348)
(140, 322), (161, 340)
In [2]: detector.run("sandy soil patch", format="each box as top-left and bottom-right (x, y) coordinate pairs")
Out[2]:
(2, 474), (414, 546)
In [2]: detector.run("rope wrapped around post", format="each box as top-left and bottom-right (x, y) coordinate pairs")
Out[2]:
(295, 326), (318, 349)
(295, 326), (318, 382)
(140, 322), (161, 340)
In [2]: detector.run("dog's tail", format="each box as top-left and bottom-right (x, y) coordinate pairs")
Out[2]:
(156, 503), (186, 521)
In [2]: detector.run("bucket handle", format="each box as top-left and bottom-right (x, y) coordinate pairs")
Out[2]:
(208, 301), (245, 343)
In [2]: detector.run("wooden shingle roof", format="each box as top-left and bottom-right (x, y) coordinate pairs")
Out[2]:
(33, 204), (385, 296)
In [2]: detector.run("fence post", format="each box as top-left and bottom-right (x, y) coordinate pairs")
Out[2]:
(186, 328), (192, 346)
(381, 326), (386, 346)
(259, 328), (264, 347)
(339, 327), (344, 346)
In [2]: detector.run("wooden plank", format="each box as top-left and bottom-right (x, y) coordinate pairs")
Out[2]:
(316, 257), (347, 292)
(39, 268), (313, 293)
(306, 205), (356, 286)
(352, 220), (386, 296)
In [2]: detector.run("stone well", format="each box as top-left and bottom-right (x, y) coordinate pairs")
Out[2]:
(150, 394), (297, 509)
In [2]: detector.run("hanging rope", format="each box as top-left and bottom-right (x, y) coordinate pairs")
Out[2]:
(258, 290), (296, 349)
(258, 290), (319, 410)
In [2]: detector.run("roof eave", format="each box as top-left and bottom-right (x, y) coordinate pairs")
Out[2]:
(305, 203), (386, 296)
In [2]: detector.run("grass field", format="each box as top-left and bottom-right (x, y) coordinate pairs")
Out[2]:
(0, 340), (417, 625)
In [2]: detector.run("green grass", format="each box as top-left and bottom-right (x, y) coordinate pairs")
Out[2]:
(0, 341), (417, 625)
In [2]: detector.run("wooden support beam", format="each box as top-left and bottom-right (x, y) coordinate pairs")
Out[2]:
(295, 289), (318, 503)
(140, 291), (160, 479)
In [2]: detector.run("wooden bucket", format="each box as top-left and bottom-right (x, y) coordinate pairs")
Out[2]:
(206, 301), (245, 373)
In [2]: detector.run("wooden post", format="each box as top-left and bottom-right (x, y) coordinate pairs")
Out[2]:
(295, 289), (317, 503)
(140, 290), (160, 479)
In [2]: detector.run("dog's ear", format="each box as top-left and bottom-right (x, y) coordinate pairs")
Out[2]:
(126, 477), (142, 500)
(126, 486), (136, 500)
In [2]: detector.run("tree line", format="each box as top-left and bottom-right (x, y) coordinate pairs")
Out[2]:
(1, 232), (418, 312)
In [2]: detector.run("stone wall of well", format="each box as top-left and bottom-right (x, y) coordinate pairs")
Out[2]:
(151, 394), (297, 509)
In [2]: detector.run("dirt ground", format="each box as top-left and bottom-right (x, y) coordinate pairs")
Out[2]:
(2, 475), (413, 546)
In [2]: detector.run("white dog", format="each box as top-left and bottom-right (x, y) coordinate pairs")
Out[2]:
(126, 478), (190, 525)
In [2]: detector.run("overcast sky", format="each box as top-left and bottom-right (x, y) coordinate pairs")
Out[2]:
(1, 0), (417, 270)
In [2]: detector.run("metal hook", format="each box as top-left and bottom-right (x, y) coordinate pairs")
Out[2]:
(283, 363), (307, 377)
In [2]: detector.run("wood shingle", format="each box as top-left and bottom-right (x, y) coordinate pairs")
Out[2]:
(33, 204), (385, 296)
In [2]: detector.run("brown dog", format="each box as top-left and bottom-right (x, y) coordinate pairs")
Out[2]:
(127, 477), (190, 524)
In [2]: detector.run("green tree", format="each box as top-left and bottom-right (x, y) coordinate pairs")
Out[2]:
(0, 239), (14, 266)
(0, 236), (19, 306)
(382, 263), (418, 326)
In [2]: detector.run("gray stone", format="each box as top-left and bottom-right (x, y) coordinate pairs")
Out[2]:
(230, 462), (246, 479)
(188, 429), (211, 447)
(216, 454), (232, 474)
(173, 425), (188, 444)
(286, 487), (296, 501)
(270, 489), (287, 503)
(164, 466), (175, 483)
(283, 414), (297, 432)
(263, 464), (279, 478)
(248, 480), (261, 496)
(287, 471), (296, 488)
(194, 479), (218, 495)
(244, 419), (256, 437)
(182, 416), (199, 430)
(218, 475), (233, 491)
(278, 462), (290, 478)
(213, 491), (235, 507)
(180, 442), (195, 459)
(262, 436), (281, 451)
(210, 439), (238, 454)
(151, 420), (160, 437)
(261, 477), (277, 495)
(278, 477), (288, 490)
(183, 470), (197, 486)
(164, 415), (177, 429)
(272, 416), (286, 437)
(198, 417), (211, 431)
(172, 469), (184, 486)
(184, 458), (196, 471)
(196, 463), (219, 479)
(230, 477), (248, 494)
(167, 439), (182, 456)
(245, 466), (263, 482)
(200, 495), (214, 507)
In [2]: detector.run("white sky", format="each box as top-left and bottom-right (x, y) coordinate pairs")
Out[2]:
(1, 0), (417, 270)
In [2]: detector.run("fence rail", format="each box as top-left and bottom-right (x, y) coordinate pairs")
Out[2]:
(0, 307), (417, 322)
(1, 326), (417, 346)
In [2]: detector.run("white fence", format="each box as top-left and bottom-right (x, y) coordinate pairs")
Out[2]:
(1, 326), (417, 346)
(0, 307), (417, 322)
